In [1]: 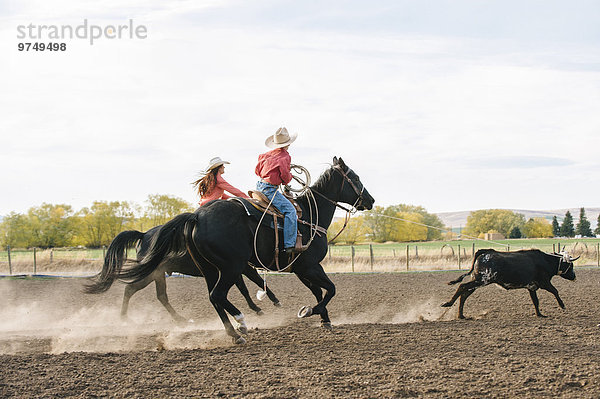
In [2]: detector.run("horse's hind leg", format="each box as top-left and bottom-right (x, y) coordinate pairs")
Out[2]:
(121, 276), (153, 321)
(203, 264), (247, 344)
(234, 276), (264, 315)
(154, 271), (189, 324)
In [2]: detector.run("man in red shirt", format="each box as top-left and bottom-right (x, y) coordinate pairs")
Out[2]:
(255, 127), (302, 253)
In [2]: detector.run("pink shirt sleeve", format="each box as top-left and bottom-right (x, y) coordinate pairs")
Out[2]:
(216, 175), (249, 198)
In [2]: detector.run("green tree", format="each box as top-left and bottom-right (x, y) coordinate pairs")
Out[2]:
(509, 226), (522, 239)
(552, 216), (560, 237)
(522, 218), (553, 238)
(463, 209), (525, 238)
(560, 211), (575, 237)
(0, 212), (31, 248)
(595, 214), (600, 236)
(576, 207), (593, 237)
(143, 194), (194, 228)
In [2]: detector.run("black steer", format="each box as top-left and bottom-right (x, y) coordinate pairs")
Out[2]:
(441, 249), (577, 318)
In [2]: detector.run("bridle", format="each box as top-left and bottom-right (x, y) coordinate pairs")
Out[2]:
(311, 165), (366, 214)
(309, 164), (367, 243)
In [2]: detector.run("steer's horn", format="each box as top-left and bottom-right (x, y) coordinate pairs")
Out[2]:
(571, 255), (581, 261)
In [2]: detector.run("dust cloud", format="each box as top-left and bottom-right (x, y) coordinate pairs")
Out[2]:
(332, 299), (451, 326)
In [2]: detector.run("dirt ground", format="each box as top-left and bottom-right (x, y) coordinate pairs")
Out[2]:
(1, 268), (600, 398)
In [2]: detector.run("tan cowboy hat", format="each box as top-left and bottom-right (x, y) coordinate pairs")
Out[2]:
(265, 127), (297, 149)
(203, 157), (230, 173)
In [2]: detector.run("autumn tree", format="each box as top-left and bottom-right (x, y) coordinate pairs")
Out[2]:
(327, 215), (367, 244)
(521, 218), (553, 238)
(142, 194), (195, 229)
(0, 212), (31, 248)
(463, 209), (525, 238)
(26, 203), (77, 248)
(362, 204), (438, 242)
(75, 201), (136, 247)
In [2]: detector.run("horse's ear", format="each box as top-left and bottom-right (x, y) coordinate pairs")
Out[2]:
(333, 156), (338, 164)
(337, 157), (347, 169)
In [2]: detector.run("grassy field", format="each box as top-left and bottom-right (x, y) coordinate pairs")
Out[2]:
(1, 238), (599, 275)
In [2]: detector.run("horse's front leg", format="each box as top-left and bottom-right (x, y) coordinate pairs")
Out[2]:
(296, 264), (335, 330)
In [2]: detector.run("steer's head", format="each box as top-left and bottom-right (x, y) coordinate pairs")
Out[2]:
(555, 252), (578, 280)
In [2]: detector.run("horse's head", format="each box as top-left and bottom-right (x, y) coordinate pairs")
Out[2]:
(332, 156), (375, 211)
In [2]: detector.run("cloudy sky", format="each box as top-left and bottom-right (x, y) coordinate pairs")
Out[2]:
(1, 0), (599, 216)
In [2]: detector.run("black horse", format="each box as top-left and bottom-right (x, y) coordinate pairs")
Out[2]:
(85, 225), (281, 323)
(114, 157), (374, 344)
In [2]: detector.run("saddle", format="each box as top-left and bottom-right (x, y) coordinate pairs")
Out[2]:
(246, 190), (303, 219)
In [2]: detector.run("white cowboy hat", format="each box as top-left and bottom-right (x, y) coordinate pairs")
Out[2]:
(265, 127), (297, 149)
(203, 157), (230, 173)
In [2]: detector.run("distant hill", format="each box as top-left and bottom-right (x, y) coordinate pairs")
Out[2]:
(435, 208), (600, 230)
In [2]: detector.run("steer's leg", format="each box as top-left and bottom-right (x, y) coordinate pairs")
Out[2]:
(442, 280), (482, 308)
(541, 282), (565, 309)
(528, 289), (545, 317)
(457, 288), (476, 319)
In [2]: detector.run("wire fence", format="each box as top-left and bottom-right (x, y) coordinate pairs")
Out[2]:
(2, 239), (600, 276)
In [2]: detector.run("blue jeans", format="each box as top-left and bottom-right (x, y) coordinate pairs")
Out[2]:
(256, 181), (297, 249)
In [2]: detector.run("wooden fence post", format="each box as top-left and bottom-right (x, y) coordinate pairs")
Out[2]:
(103, 245), (106, 260)
(50, 248), (53, 263)
(472, 243), (475, 257)
(369, 244), (374, 271)
(597, 243), (599, 267)
(328, 245), (331, 261)
(406, 245), (409, 271)
(351, 246), (355, 272)
(458, 244), (461, 269)
(7, 245), (12, 275)
(33, 247), (37, 275)
(415, 245), (419, 259)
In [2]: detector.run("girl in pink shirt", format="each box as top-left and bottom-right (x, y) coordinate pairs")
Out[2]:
(193, 157), (249, 206)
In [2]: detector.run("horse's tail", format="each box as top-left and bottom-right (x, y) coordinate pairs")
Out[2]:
(447, 249), (489, 285)
(118, 212), (197, 283)
(84, 230), (145, 294)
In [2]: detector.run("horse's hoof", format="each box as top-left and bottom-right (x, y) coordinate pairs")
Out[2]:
(256, 310), (265, 316)
(321, 321), (333, 331)
(256, 290), (267, 301)
(273, 301), (282, 307)
(237, 326), (248, 335)
(233, 336), (247, 345)
(298, 306), (313, 318)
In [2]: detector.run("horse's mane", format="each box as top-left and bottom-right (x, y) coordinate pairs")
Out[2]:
(309, 164), (335, 193)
